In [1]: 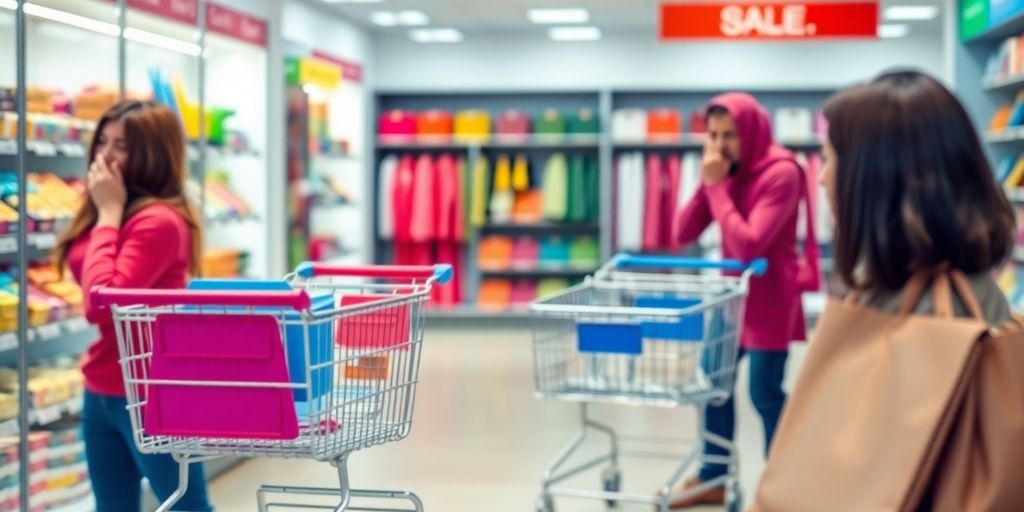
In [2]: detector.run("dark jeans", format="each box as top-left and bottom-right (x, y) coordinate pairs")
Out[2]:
(82, 390), (213, 512)
(698, 348), (789, 482)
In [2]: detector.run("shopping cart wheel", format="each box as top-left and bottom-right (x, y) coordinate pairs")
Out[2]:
(602, 467), (621, 507)
(726, 483), (743, 512)
(536, 494), (555, 512)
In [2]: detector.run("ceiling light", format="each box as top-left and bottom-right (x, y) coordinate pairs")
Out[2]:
(878, 24), (911, 38)
(548, 26), (601, 42)
(124, 27), (200, 56)
(370, 11), (397, 26)
(22, 2), (120, 36)
(397, 10), (429, 26)
(883, 5), (939, 20)
(409, 28), (463, 43)
(528, 8), (589, 24)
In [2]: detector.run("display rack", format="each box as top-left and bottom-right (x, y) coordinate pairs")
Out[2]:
(372, 88), (833, 321)
(955, 0), (1024, 311)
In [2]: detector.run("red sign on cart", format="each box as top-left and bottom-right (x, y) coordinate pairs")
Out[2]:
(659, 1), (879, 40)
(206, 3), (268, 47)
(312, 50), (364, 83)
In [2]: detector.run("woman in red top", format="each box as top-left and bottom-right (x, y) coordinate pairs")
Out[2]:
(54, 101), (210, 511)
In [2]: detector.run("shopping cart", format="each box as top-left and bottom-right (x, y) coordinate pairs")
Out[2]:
(91, 263), (453, 512)
(529, 254), (766, 512)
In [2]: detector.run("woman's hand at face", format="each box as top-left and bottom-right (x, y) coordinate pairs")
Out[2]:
(88, 154), (127, 228)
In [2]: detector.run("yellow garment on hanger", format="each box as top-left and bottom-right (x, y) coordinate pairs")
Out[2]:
(470, 155), (491, 227)
(512, 153), (530, 191)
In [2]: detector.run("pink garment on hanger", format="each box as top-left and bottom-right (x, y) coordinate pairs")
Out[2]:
(409, 153), (437, 243)
(436, 154), (458, 241)
(392, 155), (415, 243)
(642, 153), (664, 251)
(664, 154), (682, 251)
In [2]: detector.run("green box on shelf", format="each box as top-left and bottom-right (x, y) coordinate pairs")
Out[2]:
(960, 0), (989, 41)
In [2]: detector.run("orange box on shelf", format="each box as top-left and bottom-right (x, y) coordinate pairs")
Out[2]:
(992, 105), (1013, 131)
(416, 110), (453, 142)
(647, 109), (682, 140)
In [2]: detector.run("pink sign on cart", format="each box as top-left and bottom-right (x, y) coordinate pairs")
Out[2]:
(312, 50), (364, 83)
(206, 2), (268, 47)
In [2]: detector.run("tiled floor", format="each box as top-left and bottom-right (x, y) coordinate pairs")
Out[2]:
(208, 327), (807, 511)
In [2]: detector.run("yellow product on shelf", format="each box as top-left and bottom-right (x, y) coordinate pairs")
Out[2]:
(1005, 156), (1024, 188)
(0, 202), (16, 223)
(0, 392), (16, 421)
(27, 297), (50, 327)
(43, 282), (83, 315)
(0, 292), (16, 333)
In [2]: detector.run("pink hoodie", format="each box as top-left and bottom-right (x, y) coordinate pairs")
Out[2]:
(674, 93), (812, 350)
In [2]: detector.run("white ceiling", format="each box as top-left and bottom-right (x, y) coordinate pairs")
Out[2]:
(310, 0), (945, 37)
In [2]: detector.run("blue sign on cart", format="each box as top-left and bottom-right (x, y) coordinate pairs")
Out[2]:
(577, 323), (643, 355)
(635, 297), (704, 341)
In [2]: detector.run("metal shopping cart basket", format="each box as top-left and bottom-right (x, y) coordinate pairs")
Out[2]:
(529, 254), (765, 512)
(92, 263), (452, 512)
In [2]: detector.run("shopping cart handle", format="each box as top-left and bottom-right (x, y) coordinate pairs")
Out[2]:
(294, 262), (453, 284)
(90, 287), (313, 310)
(609, 254), (768, 276)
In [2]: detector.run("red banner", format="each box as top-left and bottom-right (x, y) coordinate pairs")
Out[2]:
(101, 0), (199, 25)
(660, 1), (878, 40)
(312, 50), (364, 83)
(206, 3), (268, 47)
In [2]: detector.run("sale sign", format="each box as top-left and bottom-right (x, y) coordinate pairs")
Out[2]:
(660, 1), (879, 40)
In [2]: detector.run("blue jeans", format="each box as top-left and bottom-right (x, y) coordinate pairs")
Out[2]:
(82, 391), (213, 512)
(698, 349), (789, 482)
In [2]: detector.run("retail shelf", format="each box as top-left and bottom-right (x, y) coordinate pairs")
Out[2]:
(480, 266), (597, 279)
(44, 491), (93, 512)
(376, 137), (470, 151)
(0, 317), (94, 353)
(613, 134), (822, 150)
(0, 418), (16, 437)
(480, 221), (600, 235)
(483, 134), (602, 149)
(0, 140), (88, 175)
(984, 73), (1024, 93)
(28, 397), (84, 429)
(1006, 187), (1024, 204)
(205, 214), (260, 226)
(966, 11), (1024, 44)
(0, 231), (60, 263)
(986, 128), (1024, 144)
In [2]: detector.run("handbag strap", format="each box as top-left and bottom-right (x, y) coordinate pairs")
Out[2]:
(948, 270), (985, 322)
(896, 266), (985, 321)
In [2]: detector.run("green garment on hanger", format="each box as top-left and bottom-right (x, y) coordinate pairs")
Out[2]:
(584, 156), (600, 221)
(470, 154), (491, 227)
(460, 155), (472, 240)
(567, 154), (587, 222)
(542, 153), (569, 221)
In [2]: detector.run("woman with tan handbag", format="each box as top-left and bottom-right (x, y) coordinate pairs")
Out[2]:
(751, 70), (1024, 511)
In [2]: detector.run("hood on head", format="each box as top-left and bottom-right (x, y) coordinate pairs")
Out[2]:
(706, 92), (778, 175)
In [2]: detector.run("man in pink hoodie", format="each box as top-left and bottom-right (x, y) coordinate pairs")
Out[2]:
(670, 93), (818, 508)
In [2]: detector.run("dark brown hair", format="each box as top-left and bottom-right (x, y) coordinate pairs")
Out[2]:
(825, 70), (1015, 291)
(55, 100), (202, 274)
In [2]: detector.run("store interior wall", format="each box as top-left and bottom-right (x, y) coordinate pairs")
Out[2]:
(372, 33), (949, 91)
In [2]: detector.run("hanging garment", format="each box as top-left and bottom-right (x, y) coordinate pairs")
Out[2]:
(584, 156), (600, 222)
(616, 153), (631, 251)
(642, 153), (665, 251)
(567, 108), (600, 135)
(542, 153), (569, 221)
(377, 155), (398, 240)
(513, 189), (543, 223)
(469, 155), (491, 227)
(392, 154), (418, 265)
(774, 107), (814, 142)
(612, 109), (647, 142)
(435, 154), (459, 241)
(458, 156), (470, 242)
(409, 153), (437, 243)
(616, 152), (644, 251)
(567, 155), (588, 222)
(490, 154), (514, 223)
(496, 110), (531, 142)
(664, 153), (682, 251)
(512, 153), (530, 192)
(434, 242), (461, 306)
(807, 153), (833, 243)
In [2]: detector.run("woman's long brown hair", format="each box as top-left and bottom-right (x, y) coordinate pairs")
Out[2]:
(55, 101), (203, 274)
